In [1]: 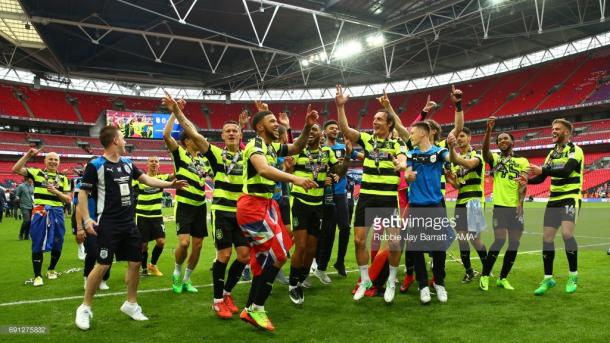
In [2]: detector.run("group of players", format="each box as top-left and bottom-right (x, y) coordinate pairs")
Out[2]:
(11, 85), (584, 332)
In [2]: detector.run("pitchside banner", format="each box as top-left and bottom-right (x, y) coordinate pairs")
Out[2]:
(106, 110), (181, 139)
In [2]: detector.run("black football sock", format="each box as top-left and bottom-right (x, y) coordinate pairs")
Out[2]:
(32, 252), (43, 277)
(543, 241), (555, 276)
(564, 237), (578, 272)
(482, 239), (505, 276)
(48, 249), (61, 270)
(141, 249), (148, 270)
(289, 266), (300, 287)
(212, 260), (228, 299)
(500, 241), (520, 279)
(460, 249), (472, 272)
(151, 245), (163, 265)
(253, 266), (280, 306)
(224, 260), (245, 293)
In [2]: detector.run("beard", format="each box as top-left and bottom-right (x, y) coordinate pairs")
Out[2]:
(265, 127), (279, 140)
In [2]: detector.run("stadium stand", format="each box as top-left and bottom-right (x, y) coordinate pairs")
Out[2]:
(2, 48), (609, 128)
(0, 85), (29, 117)
(21, 88), (79, 121)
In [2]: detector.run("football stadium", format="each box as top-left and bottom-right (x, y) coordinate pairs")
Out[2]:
(0, 0), (609, 341)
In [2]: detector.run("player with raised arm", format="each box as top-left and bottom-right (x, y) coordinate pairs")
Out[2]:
(285, 122), (348, 304)
(163, 101), (212, 294)
(12, 148), (71, 286)
(163, 92), (251, 319)
(447, 127), (488, 283)
(336, 84), (407, 303)
(479, 116), (529, 291)
(237, 105), (318, 331)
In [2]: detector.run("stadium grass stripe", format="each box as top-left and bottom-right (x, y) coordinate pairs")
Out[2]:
(3, 240), (609, 308)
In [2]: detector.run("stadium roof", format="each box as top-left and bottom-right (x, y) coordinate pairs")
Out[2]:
(0, 0), (609, 94)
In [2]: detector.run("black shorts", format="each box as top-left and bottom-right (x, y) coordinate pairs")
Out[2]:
(136, 216), (166, 242)
(492, 206), (524, 231)
(291, 198), (323, 237)
(96, 220), (142, 265)
(407, 204), (452, 251)
(454, 204), (468, 230)
(277, 196), (291, 226)
(543, 198), (581, 228)
(175, 202), (208, 238)
(353, 194), (398, 228)
(212, 209), (248, 250)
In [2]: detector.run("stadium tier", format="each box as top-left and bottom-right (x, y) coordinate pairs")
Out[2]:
(0, 85), (29, 117)
(1, 48), (609, 129)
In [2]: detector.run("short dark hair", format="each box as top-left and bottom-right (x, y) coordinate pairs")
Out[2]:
(252, 110), (273, 130)
(375, 109), (395, 132)
(99, 125), (120, 148)
(425, 119), (441, 142)
(223, 120), (240, 128)
(496, 132), (515, 144)
(459, 127), (471, 136)
(552, 118), (573, 133)
(413, 121), (431, 135)
(323, 120), (338, 129)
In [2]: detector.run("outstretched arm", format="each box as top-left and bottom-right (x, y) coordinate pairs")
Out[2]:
(377, 91), (409, 141)
(448, 85), (464, 136)
(251, 154), (318, 191)
(163, 113), (179, 152)
(482, 116), (495, 164)
(335, 84), (360, 143)
(138, 173), (188, 189)
(286, 105), (318, 155)
(12, 147), (43, 176)
(163, 92), (210, 154)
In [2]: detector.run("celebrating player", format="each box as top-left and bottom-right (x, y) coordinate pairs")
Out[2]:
(237, 105), (318, 330)
(133, 156), (173, 276)
(336, 84), (407, 303)
(12, 148), (71, 286)
(163, 102), (212, 294)
(480, 116), (529, 291)
(74, 126), (187, 330)
(405, 122), (452, 304)
(163, 92), (250, 319)
(527, 119), (583, 295)
(447, 127), (488, 282)
(285, 122), (348, 304)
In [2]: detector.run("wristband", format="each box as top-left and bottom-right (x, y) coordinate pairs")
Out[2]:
(84, 218), (94, 226)
(420, 110), (428, 120)
(77, 228), (85, 232)
(455, 102), (462, 112)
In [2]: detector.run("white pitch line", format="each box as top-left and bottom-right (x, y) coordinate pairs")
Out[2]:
(2, 241), (610, 307)
(522, 231), (610, 240)
(0, 270), (353, 307)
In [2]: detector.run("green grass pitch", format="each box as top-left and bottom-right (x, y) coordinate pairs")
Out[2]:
(0, 202), (609, 342)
